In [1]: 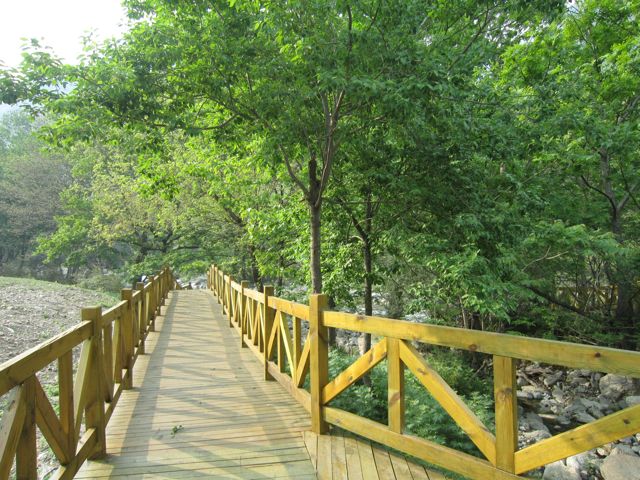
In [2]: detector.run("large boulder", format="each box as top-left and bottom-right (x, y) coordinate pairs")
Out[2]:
(600, 452), (640, 480)
(542, 461), (581, 480)
(599, 374), (637, 401)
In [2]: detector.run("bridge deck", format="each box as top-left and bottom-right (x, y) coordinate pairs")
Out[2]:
(77, 290), (446, 479)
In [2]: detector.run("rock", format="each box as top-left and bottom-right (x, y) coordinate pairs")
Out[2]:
(565, 399), (598, 424)
(539, 398), (563, 415)
(523, 411), (550, 433)
(517, 390), (533, 401)
(522, 385), (547, 400)
(521, 429), (552, 445)
(599, 374), (637, 401)
(552, 387), (566, 402)
(625, 395), (640, 407)
(565, 451), (593, 471)
(600, 452), (640, 480)
(543, 461), (581, 480)
(544, 370), (564, 388)
(610, 445), (635, 456)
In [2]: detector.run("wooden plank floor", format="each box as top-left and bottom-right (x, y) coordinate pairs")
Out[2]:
(303, 431), (449, 480)
(77, 290), (449, 479)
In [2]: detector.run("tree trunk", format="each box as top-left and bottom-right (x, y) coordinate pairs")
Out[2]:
(247, 244), (263, 291)
(309, 201), (323, 294)
(360, 239), (373, 355)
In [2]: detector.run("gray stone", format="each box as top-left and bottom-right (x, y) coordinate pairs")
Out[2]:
(521, 429), (552, 445)
(610, 445), (635, 456)
(599, 374), (637, 401)
(552, 387), (566, 402)
(523, 411), (550, 433)
(573, 410), (597, 424)
(565, 451), (593, 471)
(625, 395), (640, 407)
(544, 370), (564, 388)
(600, 452), (640, 480)
(543, 461), (581, 480)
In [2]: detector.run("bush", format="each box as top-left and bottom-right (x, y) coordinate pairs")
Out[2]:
(77, 273), (125, 294)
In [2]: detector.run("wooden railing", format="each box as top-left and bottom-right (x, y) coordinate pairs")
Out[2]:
(0, 268), (175, 480)
(209, 264), (640, 480)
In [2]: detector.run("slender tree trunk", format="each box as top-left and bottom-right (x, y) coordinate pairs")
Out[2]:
(247, 244), (263, 291)
(309, 202), (323, 294)
(361, 240), (373, 354)
(611, 211), (636, 348)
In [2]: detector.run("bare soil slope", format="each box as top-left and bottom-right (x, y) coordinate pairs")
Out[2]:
(0, 277), (118, 479)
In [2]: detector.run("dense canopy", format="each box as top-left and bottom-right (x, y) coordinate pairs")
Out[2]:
(1, 0), (638, 351)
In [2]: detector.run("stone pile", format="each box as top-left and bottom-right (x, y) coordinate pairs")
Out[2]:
(516, 364), (640, 479)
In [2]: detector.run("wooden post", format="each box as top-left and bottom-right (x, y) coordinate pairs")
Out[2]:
(263, 286), (275, 380)
(241, 281), (248, 349)
(310, 293), (329, 434)
(16, 376), (37, 479)
(121, 289), (134, 389)
(387, 338), (405, 433)
(136, 282), (146, 355)
(494, 355), (518, 473)
(83, 306), (107, 459)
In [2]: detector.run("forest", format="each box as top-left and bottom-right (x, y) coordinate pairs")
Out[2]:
(1, 0), (639, 356)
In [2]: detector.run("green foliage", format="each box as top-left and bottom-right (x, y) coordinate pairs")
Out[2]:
(77, 273), (125, 295)
(3, 0), (639, 350)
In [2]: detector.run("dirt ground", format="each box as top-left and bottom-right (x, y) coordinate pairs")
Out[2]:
(0, 276), (118, 479)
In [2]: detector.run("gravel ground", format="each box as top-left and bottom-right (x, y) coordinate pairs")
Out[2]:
(0, 276), (118, 479)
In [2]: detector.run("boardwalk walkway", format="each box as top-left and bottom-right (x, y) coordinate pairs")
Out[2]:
(77, 290), (445, 479)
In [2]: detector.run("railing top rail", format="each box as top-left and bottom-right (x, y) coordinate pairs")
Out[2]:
(101, 300), (127, 327)
(214, 263), (640, 377)
(269, 296), (310, 321)
(244, 288), (265, 303)
(0, 320), (92, 397)
(323, 311), (640, 377)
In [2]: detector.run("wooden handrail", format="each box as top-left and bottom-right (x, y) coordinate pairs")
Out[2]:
(209, 263), (640, 480)
(0, 267), (176, 479)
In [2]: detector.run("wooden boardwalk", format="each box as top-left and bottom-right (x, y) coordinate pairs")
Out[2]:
(77, 290), (446, 479)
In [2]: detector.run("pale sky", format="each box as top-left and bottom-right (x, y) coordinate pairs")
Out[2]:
(0, 0), (128, 68)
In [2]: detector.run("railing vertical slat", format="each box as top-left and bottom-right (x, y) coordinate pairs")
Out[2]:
(293, 316), (302, 385)
(102, 321), (114, 402)
(387, 338), (405, 434)
(263, 286), (275, 380)
(494, 355), (518, 472)
(136, 283), (146, 355)
(120, 289), (134, 389)
(241, 281), (248, 349)
(58, 350), (76, 456)
(82, 307), (107, 459)
(15, 375), (37, 480)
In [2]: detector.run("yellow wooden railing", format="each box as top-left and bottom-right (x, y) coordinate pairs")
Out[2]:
(209, 264), (640, 480)
(0, 268), (175, 480)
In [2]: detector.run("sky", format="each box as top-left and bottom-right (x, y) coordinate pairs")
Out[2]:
(0, 0), (128, 69)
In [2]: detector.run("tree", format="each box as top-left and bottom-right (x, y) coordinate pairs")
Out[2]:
(498, 0), (640, 346)
(0, 111), (70, 276)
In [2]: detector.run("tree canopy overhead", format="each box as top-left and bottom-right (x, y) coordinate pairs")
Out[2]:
(1, 0), (638, 349)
